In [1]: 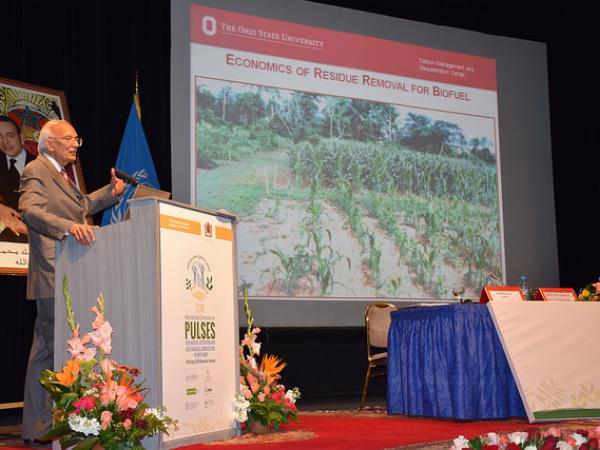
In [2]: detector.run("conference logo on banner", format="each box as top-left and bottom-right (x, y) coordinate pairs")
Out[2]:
(185, 255), (214, 306)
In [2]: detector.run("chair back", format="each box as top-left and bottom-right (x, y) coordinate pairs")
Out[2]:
(365, 303), (397, 350)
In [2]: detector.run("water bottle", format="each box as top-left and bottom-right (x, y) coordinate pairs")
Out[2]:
(518, 275), (530, 300)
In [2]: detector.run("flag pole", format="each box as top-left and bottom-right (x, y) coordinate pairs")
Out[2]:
(134, 70), (141, 119)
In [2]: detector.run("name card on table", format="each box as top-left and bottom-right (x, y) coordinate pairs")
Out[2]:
(480, 286), (525, 303)
(536, 287), (577, 301)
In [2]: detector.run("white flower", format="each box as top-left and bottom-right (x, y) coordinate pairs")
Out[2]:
(524, 446), (538, 450)
(145, 408), (166, 421)
(508, 431), (528, 445)
(557, 441), (574, 450)
(285, 387), (301, 404)
(451, 435), (470, 450)
(571, 432), (588, 446)
(233, 394), (250, 423)
(485, 432), (500, 445)
(247, 354), (258, 370)
(68, 415), (101, 436)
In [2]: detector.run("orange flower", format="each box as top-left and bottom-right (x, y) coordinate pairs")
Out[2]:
(259, 354), (286, 385)
(55, 359), (81, 386)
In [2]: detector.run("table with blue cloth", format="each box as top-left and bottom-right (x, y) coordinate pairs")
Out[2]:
(386, 304), (525, 419)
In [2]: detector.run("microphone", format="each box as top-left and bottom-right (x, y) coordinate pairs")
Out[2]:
(114, 169), (139, 186)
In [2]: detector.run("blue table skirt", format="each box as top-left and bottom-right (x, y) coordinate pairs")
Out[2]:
(387, 304), (525, 419)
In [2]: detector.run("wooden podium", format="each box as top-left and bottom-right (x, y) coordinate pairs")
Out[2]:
(54, 197), (240, 448)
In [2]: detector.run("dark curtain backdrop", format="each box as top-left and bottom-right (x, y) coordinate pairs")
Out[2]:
(0, 0), (170, 404)
(0, 0), (597, 404)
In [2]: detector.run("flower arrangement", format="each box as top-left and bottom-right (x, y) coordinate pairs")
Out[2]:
(451, 426), (600, 450)
(233, 288), (300, 432)
(40, 277), (177, 449)
(578, 280), (600, 301)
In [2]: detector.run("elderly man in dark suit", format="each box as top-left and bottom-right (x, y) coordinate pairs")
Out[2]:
(0, 115), (33, 241)
(19, 119), (125, 445)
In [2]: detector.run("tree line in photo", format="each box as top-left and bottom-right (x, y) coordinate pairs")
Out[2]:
(196, 86), (496, 169)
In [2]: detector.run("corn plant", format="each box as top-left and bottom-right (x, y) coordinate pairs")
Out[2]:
(364, 231), (383, 294)
(307, 229), (351, 296)
(288, 139), (498, 207)
(257, 245), (311, 295)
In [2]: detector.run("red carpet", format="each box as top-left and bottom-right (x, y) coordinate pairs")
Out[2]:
(6, 412), (599, 450)
(179, 411), (562, 450)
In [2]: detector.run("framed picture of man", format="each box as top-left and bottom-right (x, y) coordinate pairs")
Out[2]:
(0, 77), (86, 275)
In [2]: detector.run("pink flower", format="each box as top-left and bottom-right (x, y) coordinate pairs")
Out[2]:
(101, 410), (113, 430)
(100, 358), (116, 377)
(545, 427), (562, 438)
(73, 396), (95, 413)
(250, 383), (260, 393)
(566, 435), (577, 447)
(251, 327), (261, 334)
(122, 418), (132, 430)
(258, 393), (266, 401)
(243, 388), (252, 400)
(247, 374), (258, 386)
(284, 398), (296, 411)
(91, 305), (105, 329)
(241, 332), (261, 355)
(588, 426), (600, 440)
(67, 325), (96, 361)
(116, 386), (140, 410)
(263, 386), (270, 395)
(241, 334), (251, 347)
(100, 380), (118, 406)
(240, 375), (247, 385)
(89, 321), (113, 354)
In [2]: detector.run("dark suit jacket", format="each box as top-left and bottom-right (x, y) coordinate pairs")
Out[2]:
(19, 155), (117, 299)
(0, 150), (35, 242)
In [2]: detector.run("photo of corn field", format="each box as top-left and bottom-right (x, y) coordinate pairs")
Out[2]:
(195, 78), (502, 299)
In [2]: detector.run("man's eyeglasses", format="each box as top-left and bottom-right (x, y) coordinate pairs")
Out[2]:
(48, 136), (83, 147)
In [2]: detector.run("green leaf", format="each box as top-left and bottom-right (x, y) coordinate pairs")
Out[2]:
(73, 436), (100, 450)
(41, 423), (71, 440)
(468, 436), (483, 450)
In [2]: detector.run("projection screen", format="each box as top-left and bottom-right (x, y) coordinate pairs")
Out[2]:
(171, 0), (558, 326)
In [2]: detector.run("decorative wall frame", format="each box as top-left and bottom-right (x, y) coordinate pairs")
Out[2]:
(0, 77), (86, 275)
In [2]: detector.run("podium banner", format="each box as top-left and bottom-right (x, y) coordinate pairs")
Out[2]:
(159, 202), (238, 443)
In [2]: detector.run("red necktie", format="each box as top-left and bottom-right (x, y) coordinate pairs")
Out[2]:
(61, 168), (70, 185)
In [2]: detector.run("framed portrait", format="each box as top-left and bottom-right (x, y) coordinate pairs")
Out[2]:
(0, 77), (86, 275)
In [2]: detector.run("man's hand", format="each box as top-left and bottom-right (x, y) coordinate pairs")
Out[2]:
(111, 168), (126, 197)
(0, 203), (28, 237)
(69, 223), (97, 246)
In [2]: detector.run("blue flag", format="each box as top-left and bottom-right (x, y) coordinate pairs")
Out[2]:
(100, 98), (160, 225)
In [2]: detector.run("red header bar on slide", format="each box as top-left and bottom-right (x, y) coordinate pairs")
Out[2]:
(190, 5), (496, 91)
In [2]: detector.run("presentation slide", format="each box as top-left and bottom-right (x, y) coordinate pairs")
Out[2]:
(189, 4), (502, 301)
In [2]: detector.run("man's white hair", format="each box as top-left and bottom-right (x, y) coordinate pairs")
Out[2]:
(37, 119), (64, 154)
